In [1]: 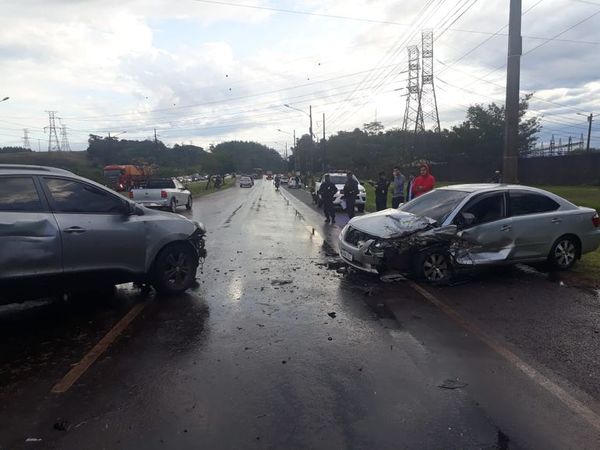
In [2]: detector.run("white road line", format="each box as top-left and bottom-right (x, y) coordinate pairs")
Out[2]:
(407, 280), (600, 433)
(51, 302), (147, 394)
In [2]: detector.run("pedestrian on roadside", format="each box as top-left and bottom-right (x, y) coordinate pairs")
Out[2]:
(318, 174), (338, 224)
(406, 174), (415, 202)
(391, 166), (406, 208)
(342, 171), (359, 219)
(369, 172), (390, 211)
(411, 164), (436, 198)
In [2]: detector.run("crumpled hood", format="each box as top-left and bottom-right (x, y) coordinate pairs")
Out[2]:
(348, 208), (435, 239)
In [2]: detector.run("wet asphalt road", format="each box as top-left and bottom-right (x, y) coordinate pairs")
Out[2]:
(1, 179), (600, 449)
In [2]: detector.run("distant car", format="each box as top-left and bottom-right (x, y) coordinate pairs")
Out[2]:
(0, 164), (207, 301)
(280, 175), (289, 184)
(251, 173), (260, 180)
(315, 172), (367, 212)
(240, 176), (254, 188)
(288, 177), (301, 189)
(130, 178), (192, 213)
(338, 184), (600, 283)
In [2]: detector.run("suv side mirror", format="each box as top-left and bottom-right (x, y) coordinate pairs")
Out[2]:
(459, 212), (475, 227)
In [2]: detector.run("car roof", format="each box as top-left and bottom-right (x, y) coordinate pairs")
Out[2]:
(0, 164), (74, 176)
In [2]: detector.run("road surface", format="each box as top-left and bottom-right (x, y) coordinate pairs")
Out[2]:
(1, 179), (600, 449)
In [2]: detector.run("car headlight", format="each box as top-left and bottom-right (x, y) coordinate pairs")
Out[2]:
(194, 221), (207, 233)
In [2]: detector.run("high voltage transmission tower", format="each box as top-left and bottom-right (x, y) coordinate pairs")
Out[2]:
(59, 118), (72, 152)
(416, 30), (441, 133)
(22, 129), (31, 150)
(44, 111), (61, 151)
(402, 45), (422, 132)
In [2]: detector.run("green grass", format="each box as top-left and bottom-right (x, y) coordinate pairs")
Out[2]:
(187, 176), (235, 197)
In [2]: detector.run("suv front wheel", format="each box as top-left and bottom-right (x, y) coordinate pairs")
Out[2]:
(152, 243), (198, 294)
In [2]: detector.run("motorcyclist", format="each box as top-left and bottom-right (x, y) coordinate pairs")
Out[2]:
(274, 174), (281, 190)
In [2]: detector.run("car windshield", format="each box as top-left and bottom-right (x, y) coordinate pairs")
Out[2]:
(400, 189), (469, 224)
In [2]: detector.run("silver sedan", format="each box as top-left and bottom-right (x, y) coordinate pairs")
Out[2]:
(338, 184), (600, 282)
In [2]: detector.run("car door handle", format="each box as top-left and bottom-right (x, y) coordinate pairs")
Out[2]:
(501, 225), (512, 232)
(63, 226), (87, 234)
(551, 218), (562, 224)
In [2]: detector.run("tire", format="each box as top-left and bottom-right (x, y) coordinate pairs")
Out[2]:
(186, 195), (192, 210)
(548, 235), (579, 270)
(357, 204), (365, 213)
(152, 243), (198, 295)
(415, 247), (453, 284)
(170, 198), (177, 213)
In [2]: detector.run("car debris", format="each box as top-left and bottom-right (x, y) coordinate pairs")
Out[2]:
(327, 312), (337, 318)
(438, 379), (468, 390)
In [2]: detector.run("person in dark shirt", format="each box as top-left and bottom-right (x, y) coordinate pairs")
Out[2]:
(317, 174), (338, 224)
(342, 171), (359, 219)
(369, 171), (390, 211)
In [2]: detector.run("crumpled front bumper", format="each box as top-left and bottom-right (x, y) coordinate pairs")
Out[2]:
(188, 226), (207, 259)
(338, 232), (382, 274)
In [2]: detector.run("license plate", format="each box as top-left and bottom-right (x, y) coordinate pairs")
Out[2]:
(340, 249), (353, 261)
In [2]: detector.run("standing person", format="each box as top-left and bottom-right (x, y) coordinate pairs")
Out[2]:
(411, 164), (436, 198)
(342, 171), (359, 219)
(406, 174), (415, 202)
(391, 166), (406, 208)
(369, 172), (390, 211)
(318, 174), (338, 224)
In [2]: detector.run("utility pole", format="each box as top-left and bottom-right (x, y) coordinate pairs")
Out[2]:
(584, 113), (593, 152)
(322, 112), (326, 172)
(154, 128), (159, 149)
(293, 129), (297, 172)
(416, 30), (440, 133)
(502, 0), (522, 183)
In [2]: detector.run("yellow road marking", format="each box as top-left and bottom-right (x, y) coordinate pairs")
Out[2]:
(407, 280), (600, 433)
(51, 302), (147, 394)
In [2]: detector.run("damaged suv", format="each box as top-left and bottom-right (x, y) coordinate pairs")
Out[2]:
(338, 184), (600, 282)
(0, 165), (207, 303)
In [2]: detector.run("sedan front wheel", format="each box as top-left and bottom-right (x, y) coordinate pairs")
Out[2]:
(415, 247), (453, 284)
(152, 243), (198, 294)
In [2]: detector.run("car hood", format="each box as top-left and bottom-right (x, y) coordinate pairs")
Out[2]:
(348, 208), (435, 239)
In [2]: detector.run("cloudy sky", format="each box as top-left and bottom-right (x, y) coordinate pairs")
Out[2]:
(0, 0), (598, 153)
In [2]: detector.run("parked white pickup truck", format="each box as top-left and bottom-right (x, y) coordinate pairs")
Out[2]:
(129, 178), (192, 213)
(314, 172), (367, 212)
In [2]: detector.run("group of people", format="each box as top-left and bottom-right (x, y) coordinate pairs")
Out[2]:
(371, 164), (436, 211)
(316, 164), (436, 224)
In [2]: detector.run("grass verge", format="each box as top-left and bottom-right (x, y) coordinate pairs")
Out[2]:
(187, 176), (235, 197)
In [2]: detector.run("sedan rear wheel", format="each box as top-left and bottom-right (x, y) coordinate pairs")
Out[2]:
(549, 236), (578, 270)
(416, 248), (453, 283)
(186, 195), (192, 210)
(152, 243), (198, 294)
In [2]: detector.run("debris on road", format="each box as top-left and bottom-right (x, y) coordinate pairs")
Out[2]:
(328, 337), (333, 341)
(380, 272), (407, 283)
(438, 379), (468, 390)
(53, 420), (71, 431)
(25, 438), (43, 442)
(327, 312), (337, 319)
(271, 279), (293, 286)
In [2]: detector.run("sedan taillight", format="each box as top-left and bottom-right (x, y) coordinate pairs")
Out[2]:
(161, 190), (168, 198)
(593, 213), (600, 228)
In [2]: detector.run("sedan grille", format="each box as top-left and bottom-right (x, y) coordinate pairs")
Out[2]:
(344, 226), (378, 246)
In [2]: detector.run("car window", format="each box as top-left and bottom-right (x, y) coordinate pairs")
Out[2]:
(44, 178), (124, 214)
(400, 189), (469, 224)
(0, 177), (43, 212)
(460, 192), (505, 226)
(509, 191), (560, 216)
(145, 179), (176, 189)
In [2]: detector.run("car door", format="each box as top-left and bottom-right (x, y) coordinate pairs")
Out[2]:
(41, 176), (146, 276)
(0, 175), (62, 281)
(454, 191), (514, 265)
(508, 190), (563, 260)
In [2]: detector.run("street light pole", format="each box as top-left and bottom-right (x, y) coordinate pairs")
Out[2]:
(578, 113), (594, 152)
(502, 0), (522, 183)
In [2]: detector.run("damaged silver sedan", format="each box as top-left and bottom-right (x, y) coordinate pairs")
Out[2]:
(338, 184), (600, 283)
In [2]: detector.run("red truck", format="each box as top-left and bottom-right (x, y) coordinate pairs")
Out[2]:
(103, 164), (153, 191)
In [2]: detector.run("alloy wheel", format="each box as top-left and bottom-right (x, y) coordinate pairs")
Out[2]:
(554, 239), (576, 268)
(422, 253), (449, 282)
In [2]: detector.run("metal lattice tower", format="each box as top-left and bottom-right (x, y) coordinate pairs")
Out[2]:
(59, 119), (72, 152)
(416, 30), (440, 133)
(402, 45), (422, 132)
(44, 111), (61, 151)
(22, 129), (31, 149)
